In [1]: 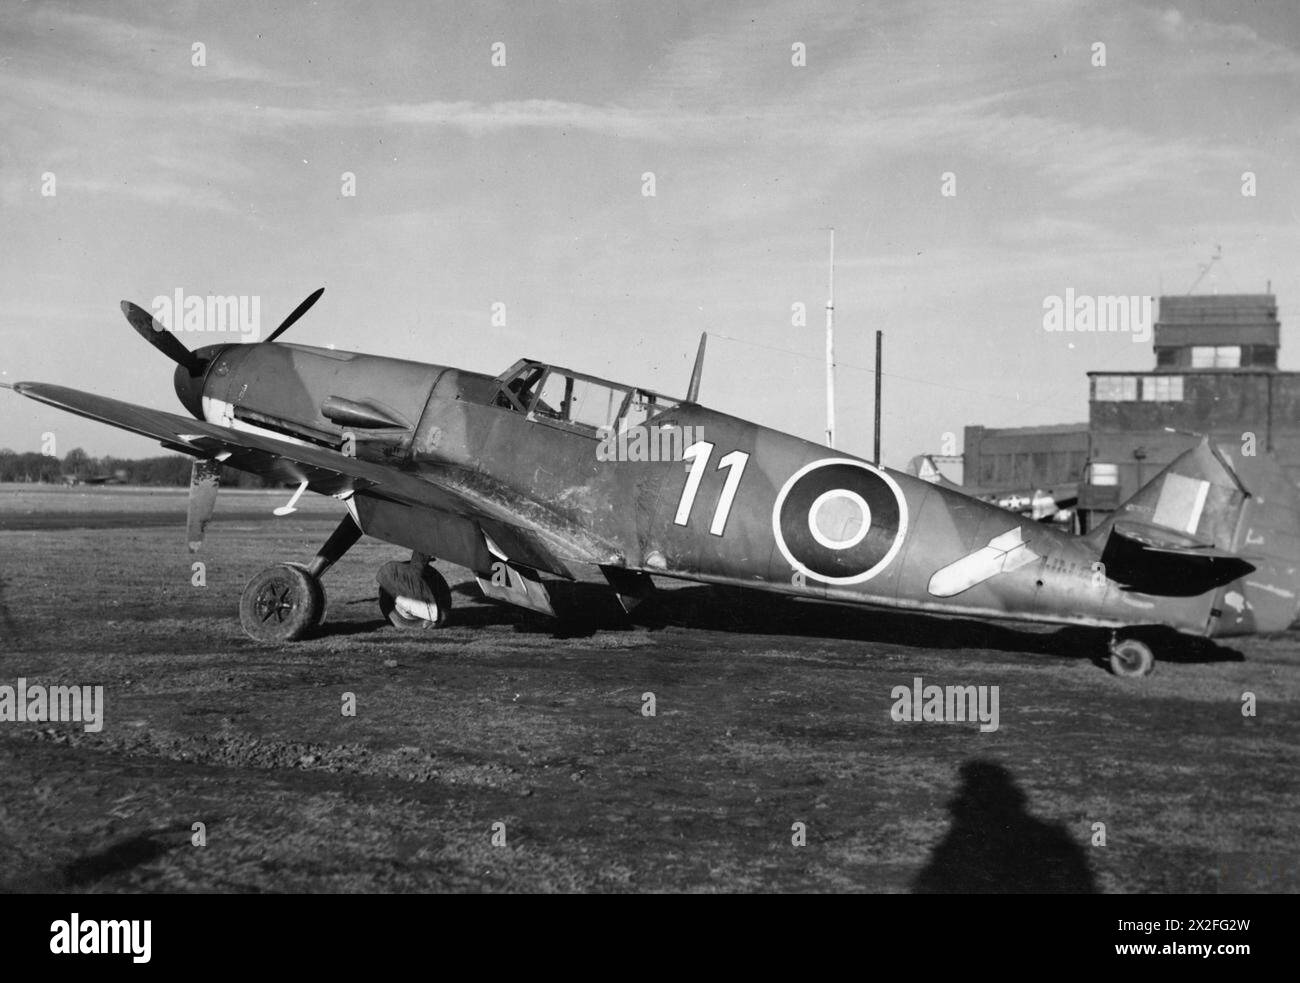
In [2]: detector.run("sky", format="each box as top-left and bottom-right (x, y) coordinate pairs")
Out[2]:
(2, 0), (1300, 468)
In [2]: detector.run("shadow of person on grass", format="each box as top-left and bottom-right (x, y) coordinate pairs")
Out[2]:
(913, 760), (1098, 894)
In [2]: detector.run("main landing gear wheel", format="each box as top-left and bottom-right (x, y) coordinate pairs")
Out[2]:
(1108, 636), (1155, 678)
(377, 560), (452, 630)
(378, 578), (451, 629)
(240, 563), (324, 643)
(286, 562), (327, 628)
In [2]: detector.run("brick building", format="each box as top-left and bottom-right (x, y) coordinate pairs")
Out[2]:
(962, 294), (1295, 531)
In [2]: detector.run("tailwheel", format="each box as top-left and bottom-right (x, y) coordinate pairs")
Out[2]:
(240, 563), (325, 642)
(377, 560), (451, 630)
(1108, 634), (1155, 678)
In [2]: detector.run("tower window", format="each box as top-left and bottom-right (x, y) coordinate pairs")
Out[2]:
(1093, 375), (1138, 401)
(1088, 463), (1119, 486)
(1141, 375), (1184, 401)
(1191, 345), (1241, 368)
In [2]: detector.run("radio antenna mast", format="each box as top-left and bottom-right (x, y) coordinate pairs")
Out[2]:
(1186, 244), (1222, 294)
(825, 227), (836, 448)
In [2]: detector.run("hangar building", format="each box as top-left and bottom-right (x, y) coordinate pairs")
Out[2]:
(962, 294), (1296, 531)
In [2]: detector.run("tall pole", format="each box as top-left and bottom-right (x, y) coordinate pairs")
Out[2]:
(873, 329), (882, 466)
(825, 228), (835, 448)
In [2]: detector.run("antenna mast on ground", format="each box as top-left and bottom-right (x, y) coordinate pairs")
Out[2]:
(825, 228), (836, 448)
(1186, 244), (1222, 294)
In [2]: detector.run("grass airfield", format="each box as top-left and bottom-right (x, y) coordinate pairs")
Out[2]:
(0, 483), (1295, 892)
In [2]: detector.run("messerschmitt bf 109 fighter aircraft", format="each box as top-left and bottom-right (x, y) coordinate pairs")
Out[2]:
(7, 289), (1300, 677)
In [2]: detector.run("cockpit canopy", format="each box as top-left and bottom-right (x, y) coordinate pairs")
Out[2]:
(492, 359), (682, 437)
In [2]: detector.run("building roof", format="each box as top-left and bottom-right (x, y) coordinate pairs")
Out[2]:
(1154, 293), (1279, 349)
(1157, 294), (1278, 324)
(968, 422), (1089, 437)
(1085, 368), (1300, 376)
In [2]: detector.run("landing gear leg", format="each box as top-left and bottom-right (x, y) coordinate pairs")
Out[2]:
(1108, 631), (1155, 678)
(239, 513), (362, 643)
(303, 513), (364, 580)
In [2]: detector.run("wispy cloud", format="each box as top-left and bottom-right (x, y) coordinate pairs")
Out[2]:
(383, 99), (692, 139)
(21, 6), (304, 85)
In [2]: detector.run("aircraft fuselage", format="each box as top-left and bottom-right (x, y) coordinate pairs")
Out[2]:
(176, 340), (1295, 641)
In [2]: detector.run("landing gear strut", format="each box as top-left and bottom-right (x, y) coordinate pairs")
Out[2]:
(377, 551), (452, 630)
(1108, 632), (1155, 678)
(239, 513), (362, 643)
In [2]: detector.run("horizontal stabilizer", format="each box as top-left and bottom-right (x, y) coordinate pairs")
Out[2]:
(1100, 521), (1255, 596)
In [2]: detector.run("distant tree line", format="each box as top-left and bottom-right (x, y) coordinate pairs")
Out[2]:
(0, 448), (276, 487)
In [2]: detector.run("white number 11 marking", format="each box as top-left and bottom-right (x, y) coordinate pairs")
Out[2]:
(673, 441), (750, 537)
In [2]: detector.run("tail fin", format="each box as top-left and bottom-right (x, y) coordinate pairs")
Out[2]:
(1088, 438), (1300, 633)
(907, 454), (963, 490)
(908, 454), (943, 483)
(1087, 439), (1246, 552)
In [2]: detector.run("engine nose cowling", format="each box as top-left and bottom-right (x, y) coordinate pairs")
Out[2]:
(178, 341), (443, 450)
(173, 344), (236, 420)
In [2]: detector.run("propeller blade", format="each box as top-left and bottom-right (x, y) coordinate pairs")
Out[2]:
(187, 458), (222, 553)
(264, 287), (324, 343)
(121, 301), (204, 372)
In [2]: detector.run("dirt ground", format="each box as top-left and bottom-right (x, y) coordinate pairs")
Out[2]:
(0, 484), (1296, 892)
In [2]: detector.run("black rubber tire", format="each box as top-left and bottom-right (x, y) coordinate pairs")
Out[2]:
(306, 577), (327, 628)
(240, 564), (323, 643)
(286, 562), (327, 627)
(1109, 637), (1155, 678)
(378, 566), (451, 630)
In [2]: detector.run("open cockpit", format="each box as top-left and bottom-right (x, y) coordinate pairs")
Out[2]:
(490, 359), (682, 438)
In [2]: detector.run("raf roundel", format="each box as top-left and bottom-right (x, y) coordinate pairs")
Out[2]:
(772, 458), (909, 585)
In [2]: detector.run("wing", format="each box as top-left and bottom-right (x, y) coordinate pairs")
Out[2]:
(10, 382), (620, 577)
